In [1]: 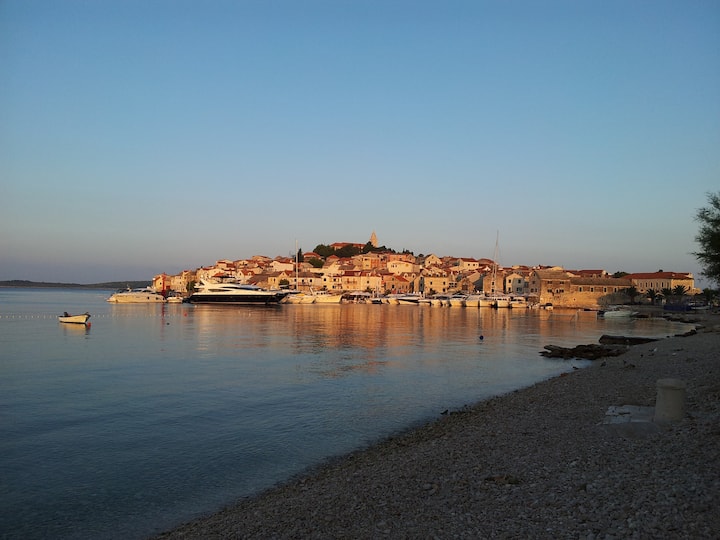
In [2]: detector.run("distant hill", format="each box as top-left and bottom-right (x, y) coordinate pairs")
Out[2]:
(0, 280), (151, 290)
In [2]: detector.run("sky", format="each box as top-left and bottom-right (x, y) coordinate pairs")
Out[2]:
(1, 1), (719, 287)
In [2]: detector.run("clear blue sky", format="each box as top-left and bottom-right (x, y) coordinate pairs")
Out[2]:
(2, 1), (718, 287)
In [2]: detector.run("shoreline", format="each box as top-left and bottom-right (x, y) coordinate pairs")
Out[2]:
(155, 312), (719, 539)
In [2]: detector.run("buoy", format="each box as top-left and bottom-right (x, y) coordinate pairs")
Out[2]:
(479, 335), (484, 340)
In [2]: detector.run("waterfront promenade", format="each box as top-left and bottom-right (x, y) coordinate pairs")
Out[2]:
(156, 312), (720, 539)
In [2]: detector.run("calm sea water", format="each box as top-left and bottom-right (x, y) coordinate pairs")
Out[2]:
(0, 288), (692, 539)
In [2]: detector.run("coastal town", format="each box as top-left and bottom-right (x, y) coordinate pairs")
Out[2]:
(151, 232), (700, 310)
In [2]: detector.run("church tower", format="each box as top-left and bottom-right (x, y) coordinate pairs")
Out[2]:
(369, 231), (378, 248)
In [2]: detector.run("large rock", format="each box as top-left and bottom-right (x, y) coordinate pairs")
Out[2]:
(539, 343), (628, 360)
(598, 334), (659, 345)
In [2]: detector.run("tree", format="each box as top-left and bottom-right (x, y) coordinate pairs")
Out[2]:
(626, 286), (639, 304)
(694, 191), (720, 286)
(672, 284), (688, 305)
(672, 284), (688, 297)
(313, 244), (335, 258)
(701, 288), (718, 306)
(646, 289), (660, 305)
(661, 287), (674, 304)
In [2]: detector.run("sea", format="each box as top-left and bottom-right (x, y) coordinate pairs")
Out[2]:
(0, 288), (694, 539)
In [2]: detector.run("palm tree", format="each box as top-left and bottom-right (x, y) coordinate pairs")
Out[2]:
(673, 285), (688, 304)
(626, 286), (639, 304)
(661, 287), (674, 305)
(646, 289), (659, 305)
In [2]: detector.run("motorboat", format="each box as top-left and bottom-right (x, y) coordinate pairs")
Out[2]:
(58, 312), (91, 325)
(310, 289), (344, 304)
(395, 293), (423, 305)
(448, 294), (468, 307)
(429, 294), (451, 306)
(478, 296), (495, 308)
(107, 287), (166, 303)
(282, 291), (315, 304)
(187, 279), (288, 305)
(343, 291), (372, 304)
(508, 296), (528, 309)
(598, 308), (638, 318)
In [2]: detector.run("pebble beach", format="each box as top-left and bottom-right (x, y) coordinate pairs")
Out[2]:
(155, 312), (719, 539)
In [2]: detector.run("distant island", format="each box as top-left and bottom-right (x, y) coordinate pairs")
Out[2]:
(0, 280), (151, 290)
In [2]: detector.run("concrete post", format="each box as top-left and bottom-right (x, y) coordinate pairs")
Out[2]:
(654, 378), (687, 423)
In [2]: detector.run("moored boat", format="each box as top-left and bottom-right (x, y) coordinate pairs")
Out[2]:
(598, 308), (638, 318)
(478, 296), (495, 308)
(448, 294), (468, 307)
(282, 291), (315, 304)
(58, 312), (91, 325)
(310, 289), (344, 304)
(107, 287), (166, 303)
(188, 279), (288, 305)
(395, 293), (423, 305)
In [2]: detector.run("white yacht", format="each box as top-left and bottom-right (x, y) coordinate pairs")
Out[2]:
(395, 293), (423, 305)
(188, 280), (288, 305)
(310, 289), (344, 304)
(107, 287), (166, 303)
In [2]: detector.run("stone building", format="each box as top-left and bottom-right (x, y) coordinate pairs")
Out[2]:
(529, 269), (632, 308)
(625, 272), (697, 294)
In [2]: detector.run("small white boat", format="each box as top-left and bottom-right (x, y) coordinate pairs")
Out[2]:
(58, 312), (91, 325)
(508, 296), (528, 309)
(598, 308), (638, 318)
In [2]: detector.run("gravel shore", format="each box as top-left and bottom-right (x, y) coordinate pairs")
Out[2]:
(155, 313), (719, 539)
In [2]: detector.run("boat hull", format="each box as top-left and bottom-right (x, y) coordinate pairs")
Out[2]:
(598, 310), (638, 318)
(58, 313), (91, 324)
(187, 293), (286, 305)
(107, 292), (166, 303)
(312, 294), (343, 304)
